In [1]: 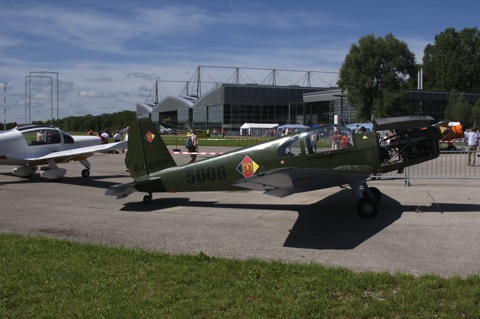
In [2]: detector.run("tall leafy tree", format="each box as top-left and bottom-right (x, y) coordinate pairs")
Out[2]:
(471, 99), (480, 128)
(444, 93), (471, 126)
(338, 33), (416, 121)
(423, 27), (480, 92)
(31, 110), (136, 132)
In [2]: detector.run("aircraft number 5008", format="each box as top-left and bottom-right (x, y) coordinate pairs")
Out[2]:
(186, 166), (227, 184)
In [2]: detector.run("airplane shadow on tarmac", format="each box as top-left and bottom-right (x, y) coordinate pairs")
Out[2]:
(119, 190), (401, 250)
(0, 172), (127, 189)
(119, 189), (480, 250)
(285, 198), (478, 250)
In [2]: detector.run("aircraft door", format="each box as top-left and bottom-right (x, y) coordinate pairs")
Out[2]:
(45, 129), (61, 144)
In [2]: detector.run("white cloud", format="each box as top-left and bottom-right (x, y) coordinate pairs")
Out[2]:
(79, 91), (116, 98)
(126, 72), (162, 81)
(0, 1), (462, 124)
(87, 77), (114, 82)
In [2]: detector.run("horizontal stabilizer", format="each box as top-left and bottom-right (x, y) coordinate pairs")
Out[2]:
(105, 182), (137, 199)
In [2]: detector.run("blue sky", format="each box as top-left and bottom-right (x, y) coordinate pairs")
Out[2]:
(1, 0), (478, 124)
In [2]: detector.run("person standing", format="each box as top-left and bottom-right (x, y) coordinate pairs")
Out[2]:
(123, 126), (129, 172)
(331, 129), (341, 150)
(186, 130), (199, 163)
(465, 127), (479, 166)
(310, 131), (318, 152)
(100, 130), (110, 144)
(113, 130), (121, 142)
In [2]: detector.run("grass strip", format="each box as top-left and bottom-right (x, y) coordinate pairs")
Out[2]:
(1, 234), (479, 318)
(161, 136), (272, 148)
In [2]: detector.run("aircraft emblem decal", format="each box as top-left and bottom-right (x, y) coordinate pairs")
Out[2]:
(145, 131), (156, 143)
(236, 155), (259, 178)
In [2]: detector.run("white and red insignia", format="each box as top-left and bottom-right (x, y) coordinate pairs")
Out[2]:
(145, 131), (155, 143)
(236, 155), (259, 178)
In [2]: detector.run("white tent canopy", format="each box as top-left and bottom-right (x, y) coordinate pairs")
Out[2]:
(276, 124), (308, 134)
(240, 123), (278, 136)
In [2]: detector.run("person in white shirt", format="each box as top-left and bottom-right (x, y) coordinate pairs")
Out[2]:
(113, 131), (121, 142)
(100, 130), (110, 144)
(124, 126), (129, 172)
(464, 127), (479, 166)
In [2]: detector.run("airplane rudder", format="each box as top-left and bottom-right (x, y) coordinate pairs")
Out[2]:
(127, 118), (176, 178)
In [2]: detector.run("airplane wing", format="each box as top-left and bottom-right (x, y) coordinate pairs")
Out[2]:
(7, 141), (127, 163)
(232, 167), (371, 197)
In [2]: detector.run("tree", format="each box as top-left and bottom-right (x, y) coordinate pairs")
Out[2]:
(444, 93), (471, 125)
(423, 27), (480, 92)
(471, 99), (480, 128)
(338, 33), (416, 121)
(29, 111), (136, 132)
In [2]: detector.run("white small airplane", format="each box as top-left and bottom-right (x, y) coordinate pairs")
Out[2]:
(0, 125), (126, 179)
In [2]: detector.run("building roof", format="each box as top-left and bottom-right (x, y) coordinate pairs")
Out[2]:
(240, 123), (278, 129)
(152, 96), (195, 113)
(303, 88), (343, 102)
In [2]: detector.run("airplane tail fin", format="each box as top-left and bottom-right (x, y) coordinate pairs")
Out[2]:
(126, 118), (177, 178)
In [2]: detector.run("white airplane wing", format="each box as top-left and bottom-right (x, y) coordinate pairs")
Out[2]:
(8, 141), (127, 163)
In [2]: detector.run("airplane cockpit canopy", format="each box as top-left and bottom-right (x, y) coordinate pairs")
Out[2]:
(277, 124), (354, 157)
(17, 126), (75, 146)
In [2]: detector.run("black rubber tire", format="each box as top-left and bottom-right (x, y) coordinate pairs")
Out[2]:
(364, 186), (382, 203)
(356, 197), (379, 219)
(81, 169), (90, 178)
(143, 194), (152, 204)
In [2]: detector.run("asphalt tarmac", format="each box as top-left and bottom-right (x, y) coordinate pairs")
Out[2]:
(0, 147), (479, 278)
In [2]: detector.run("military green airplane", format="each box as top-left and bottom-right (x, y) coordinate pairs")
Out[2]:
(106, 116), (441, 219)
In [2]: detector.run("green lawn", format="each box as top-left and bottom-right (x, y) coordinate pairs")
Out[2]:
(161, 135), (273, 148)
(1, 234), (479, 318)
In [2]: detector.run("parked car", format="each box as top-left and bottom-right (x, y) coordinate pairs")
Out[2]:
(159, 125), (173, 135)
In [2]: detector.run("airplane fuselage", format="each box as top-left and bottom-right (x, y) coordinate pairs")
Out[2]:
(0, 126), (102, 166)
(134, 128), (381, 195)
(110, 117), (440, 218)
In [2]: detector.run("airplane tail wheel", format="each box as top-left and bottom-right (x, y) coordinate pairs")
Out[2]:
(363, 186), (382, 203)
(357, 197), (379, 219)
(81, 169), (90, 178)
(143, 194), (152, 204)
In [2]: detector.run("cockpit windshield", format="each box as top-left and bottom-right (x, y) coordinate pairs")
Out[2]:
(277, 124), (354, 157)
(22, 128), (62, 146)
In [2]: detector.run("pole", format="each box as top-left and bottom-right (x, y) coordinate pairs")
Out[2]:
(29, 71), (58, 124)
(50, 77), (53, 124)
(333, 91), (347, 125)
(3, 82), (7, 130)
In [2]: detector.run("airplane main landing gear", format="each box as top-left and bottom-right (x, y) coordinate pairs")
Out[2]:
(350, 181), (382, 219)
(40, 160), (67, 180)
(79, 159), (91, 178)
(363, 186), (382, 203)
(356, 196), (378, 219)
(81, 168), (90, 178)
(143, 193), (152, 204)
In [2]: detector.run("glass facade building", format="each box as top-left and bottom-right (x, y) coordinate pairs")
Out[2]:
(406, 90), (480, 120)
(149, 84), (480, 134)
(176, 84), (330, 134)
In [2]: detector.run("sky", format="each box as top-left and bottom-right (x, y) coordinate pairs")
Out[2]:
(1, 0), (479, 124)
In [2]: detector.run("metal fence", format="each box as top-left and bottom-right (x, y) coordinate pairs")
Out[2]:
(377, 150), (480, 185)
